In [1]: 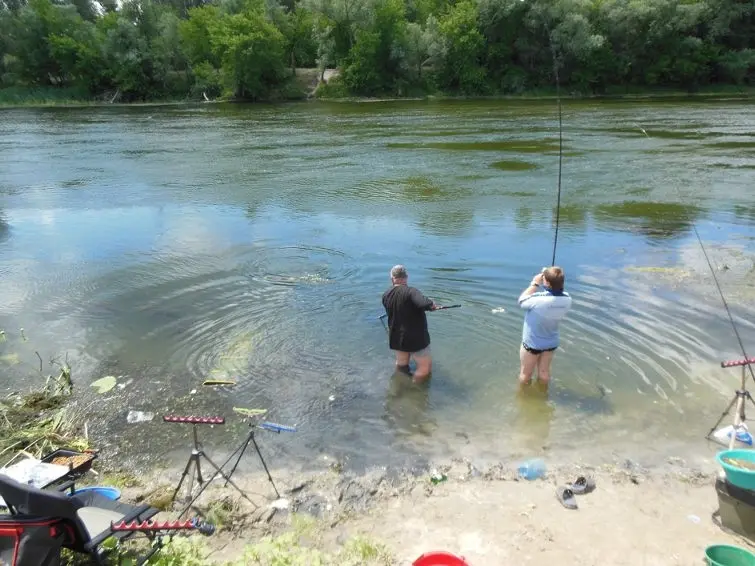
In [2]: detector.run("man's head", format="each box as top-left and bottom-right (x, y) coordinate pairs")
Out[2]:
(542, 266), (565, 291)
(390, 264), (408, 284)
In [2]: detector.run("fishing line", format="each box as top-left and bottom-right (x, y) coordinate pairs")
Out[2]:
(690, 222), (754, 382)
(639, 128), (754, 383)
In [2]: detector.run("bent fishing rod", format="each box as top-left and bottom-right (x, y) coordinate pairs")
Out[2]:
(637, 129), (755, 386)
(549, 37), (564, 268)
(378, 303), (461, 321)
(689, 220), (755, 384)
(378, 304), (462, 331)
(489, 35), (563, 316)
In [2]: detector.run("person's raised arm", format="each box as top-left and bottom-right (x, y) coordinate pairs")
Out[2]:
(410, 287), (436, 311)
(518, 272), (544, 308)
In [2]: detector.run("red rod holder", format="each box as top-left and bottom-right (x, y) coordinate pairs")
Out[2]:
(162, 415), (225, 425)
(111, 519), (196, 532)
(721, 358), (755, 369)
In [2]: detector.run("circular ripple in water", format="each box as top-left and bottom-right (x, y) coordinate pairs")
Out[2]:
(240, 244), (359, 287)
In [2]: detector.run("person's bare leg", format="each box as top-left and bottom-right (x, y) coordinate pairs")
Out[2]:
(412, 350), (432, 382)
(535, 350), (556, 393)
(394, 351), (411, 375)
(519, 345), (539, 391)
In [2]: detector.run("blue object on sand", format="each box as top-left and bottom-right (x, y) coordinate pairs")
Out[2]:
(518, 458), (546, 480)
(68, 486), (121, 500)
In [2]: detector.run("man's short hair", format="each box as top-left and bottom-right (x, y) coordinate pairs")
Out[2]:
(543, 266), (565, 291)
(390, 265), (408, 279)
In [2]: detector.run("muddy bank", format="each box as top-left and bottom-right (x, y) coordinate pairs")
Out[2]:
(92, 453), (750, 565)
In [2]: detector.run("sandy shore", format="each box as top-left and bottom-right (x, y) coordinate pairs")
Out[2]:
(106, 455), (752, 565)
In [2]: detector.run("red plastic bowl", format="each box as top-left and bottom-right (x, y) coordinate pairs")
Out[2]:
(413, 551), (470, 566)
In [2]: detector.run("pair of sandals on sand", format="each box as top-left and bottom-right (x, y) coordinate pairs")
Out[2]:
(557, 476), (596, 510)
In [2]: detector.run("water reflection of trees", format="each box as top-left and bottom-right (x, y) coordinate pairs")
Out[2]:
(551, 204), (588, 231)
(416, 208), (476, 237)
(591, 201), (702, 240)
(513, 204), (589, 234)
(515, 206), (534, 230)
(733, 205), (755, 225)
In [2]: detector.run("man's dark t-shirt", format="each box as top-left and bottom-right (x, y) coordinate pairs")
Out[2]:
(382, 285), (433, 352)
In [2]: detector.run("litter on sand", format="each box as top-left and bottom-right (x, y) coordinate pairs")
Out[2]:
(203, 379), (237, 386)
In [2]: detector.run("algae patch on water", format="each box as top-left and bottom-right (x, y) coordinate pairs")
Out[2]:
(625, 266), (691, 276)
(705, 141), (755, 150)
(490, 160), (538, 171)
(387, 139), (564, 153)
(593, 200), (702, 240)
(710, 163), (755, 170)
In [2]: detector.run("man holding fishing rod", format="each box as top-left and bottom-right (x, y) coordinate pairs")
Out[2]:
(518, 266), (572, 391)
(382, 265), (438, 381)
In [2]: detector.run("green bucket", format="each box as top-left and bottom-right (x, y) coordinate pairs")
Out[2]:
(706, 544), (755, 566)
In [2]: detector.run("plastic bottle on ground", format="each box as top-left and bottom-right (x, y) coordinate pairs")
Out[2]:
(518, 458), (546, 480)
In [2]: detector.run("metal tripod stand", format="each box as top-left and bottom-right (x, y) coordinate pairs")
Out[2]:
(223, 419), (280, 498)
(706, 357), (755, 449)
(171, 423), (255, 506)
(176, 418), (293, 519)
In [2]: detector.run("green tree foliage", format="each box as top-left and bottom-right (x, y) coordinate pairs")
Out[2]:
(0, 0), (754, 101)
(210, 3), (287, 99)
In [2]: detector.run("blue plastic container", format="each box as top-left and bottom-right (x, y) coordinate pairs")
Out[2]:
(518, 458), (546, 480)
(68, 486), (121, 501)
(716, 449), (755, 491)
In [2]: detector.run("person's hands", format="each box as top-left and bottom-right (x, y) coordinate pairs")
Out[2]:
(531, 272), (544, 286)
(430, 302), (439, 310)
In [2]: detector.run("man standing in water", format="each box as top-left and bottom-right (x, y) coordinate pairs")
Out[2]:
(382, 265), (437, 380)
(518, 266), (572, 391)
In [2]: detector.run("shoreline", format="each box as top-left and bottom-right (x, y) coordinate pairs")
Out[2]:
(1, 87), (754, 110)
(85, 453), (748, 565)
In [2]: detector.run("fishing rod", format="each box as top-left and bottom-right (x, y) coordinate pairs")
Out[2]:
(377, 304), (462, 331)
(378, 304), (461, 320)
(489, 36), (563, 316)
(377, 304), (462, 320)
(690, 208), (755, 445)
(690, 222), (754, 383)
(637, 129), (754, 385)
(636, 127), (755, 446)
(549, 40), (564, 268)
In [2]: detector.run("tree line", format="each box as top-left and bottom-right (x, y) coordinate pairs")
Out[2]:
(0, 0), (753, 102)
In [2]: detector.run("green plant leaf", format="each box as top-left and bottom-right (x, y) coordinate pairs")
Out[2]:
(90, 376), (117, 394)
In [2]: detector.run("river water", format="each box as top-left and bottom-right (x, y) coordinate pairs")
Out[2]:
(1, 98), (754, 474)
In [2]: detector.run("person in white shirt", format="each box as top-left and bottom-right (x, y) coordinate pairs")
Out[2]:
(517, 266), (572, 391)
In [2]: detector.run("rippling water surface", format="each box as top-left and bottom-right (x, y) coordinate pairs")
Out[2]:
(1, 98), (754, 472)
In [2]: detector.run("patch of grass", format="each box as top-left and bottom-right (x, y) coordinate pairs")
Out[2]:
(200, 496), (239, 530)
(98, 471), (143, 490)
(0, 85), (93, 106)
(145, 537), (212, 566)
(194, 514), (392, 566)
(133, 484), (177, 512)
(340, 535), (393, 565)
(0, 336), (85, 461)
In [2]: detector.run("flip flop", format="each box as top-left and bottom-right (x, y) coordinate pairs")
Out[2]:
(556, 487), (578, 510)
(569, 476), (596, 495)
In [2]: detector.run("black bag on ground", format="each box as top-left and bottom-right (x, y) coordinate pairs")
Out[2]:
(0, 515), (70, 566)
